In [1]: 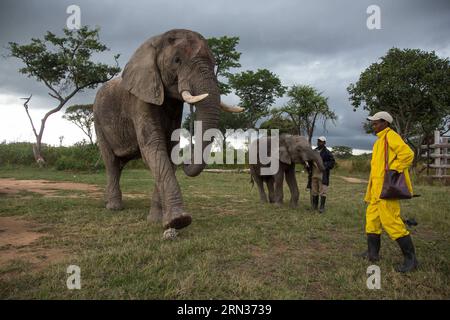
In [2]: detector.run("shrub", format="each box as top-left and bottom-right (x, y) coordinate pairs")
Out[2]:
(335, 157), (371, 175)
(350, 158), (371, 173)
(0, 141), (102, 171)
(0, 142), (36, 166)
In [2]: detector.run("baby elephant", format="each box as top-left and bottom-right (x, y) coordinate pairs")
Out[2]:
(249, 134), (325, 207)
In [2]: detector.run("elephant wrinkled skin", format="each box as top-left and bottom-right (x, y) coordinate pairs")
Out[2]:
(93, 29), (240, 230)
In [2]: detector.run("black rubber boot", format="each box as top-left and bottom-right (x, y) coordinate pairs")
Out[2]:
(312, 196), (319, 210)
(319, 196), (326, 213)
(367, 233), (380, 262)
(395, 235), (418, 273)
(354, 234), (380, 261)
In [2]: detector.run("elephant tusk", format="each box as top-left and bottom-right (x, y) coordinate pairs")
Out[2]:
(220, 101), (244, 113)
(181, 91), (209, 104)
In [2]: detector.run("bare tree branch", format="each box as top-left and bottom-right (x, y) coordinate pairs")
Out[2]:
(20, 94), (38, 139)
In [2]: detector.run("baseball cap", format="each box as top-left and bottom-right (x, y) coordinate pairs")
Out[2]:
(367, 111), (393, 124)
(318, 136), (326, 142)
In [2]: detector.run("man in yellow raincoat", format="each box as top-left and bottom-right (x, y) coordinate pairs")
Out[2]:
(361, 111), (418, 273)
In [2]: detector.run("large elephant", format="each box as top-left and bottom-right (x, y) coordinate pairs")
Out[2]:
(93, 29), (241, 230)
(249, 134), (325, 207)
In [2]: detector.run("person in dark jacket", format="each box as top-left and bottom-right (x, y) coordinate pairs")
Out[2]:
(307, 136), (335, 213)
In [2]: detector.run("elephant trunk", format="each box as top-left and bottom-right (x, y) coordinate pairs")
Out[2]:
(181, 67), (221, 177)
(313, 150), (326, 172)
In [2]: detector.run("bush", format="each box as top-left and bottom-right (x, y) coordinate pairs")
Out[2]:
(350, 158), (371, 173)
(0, 142), (36, 166)
(335, 156), (371, 175)
(0, 142), (374, 173)
(0, 141), (102, 171)
(58, 143), (102, 170)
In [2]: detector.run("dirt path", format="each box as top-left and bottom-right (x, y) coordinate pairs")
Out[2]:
(338, 176), (368, 184)
(0, 178), (103, 197)
(0, 178), (102, 274)
(0, 217), (66, 272)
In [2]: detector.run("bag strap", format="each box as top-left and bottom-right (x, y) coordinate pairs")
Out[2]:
(384, 130), (390, 171)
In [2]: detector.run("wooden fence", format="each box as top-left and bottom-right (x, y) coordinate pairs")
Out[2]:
(421, 131), (450, 179)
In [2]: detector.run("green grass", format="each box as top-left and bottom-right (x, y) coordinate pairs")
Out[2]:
(0, 167), (449, 299)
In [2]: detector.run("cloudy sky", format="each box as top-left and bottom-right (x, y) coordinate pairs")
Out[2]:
(1, 0), (449, 152)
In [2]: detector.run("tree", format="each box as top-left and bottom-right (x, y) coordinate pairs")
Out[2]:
(8, 26), (120, 165)
(228, 69), (286, 129)
(332, 146), (353, 158)
(347, 48), (450, 165)
(277, 85), (337, 144)
(259, 111), (297, 135)
(207, 36), (241, 95)
(63, 104), (95, 145)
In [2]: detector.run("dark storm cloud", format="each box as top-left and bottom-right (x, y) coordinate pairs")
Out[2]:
(1, 0), (449, 150)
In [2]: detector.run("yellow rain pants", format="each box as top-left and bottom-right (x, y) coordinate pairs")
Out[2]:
(364, 127), (414, 240)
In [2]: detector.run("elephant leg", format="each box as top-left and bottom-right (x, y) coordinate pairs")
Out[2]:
(139, 137), (190, 229)
(250, 167), (268, 203)
(285, 164), (299, 208)
(147, 163), (177, 223)
(98, 135), (124, 210)
(266, 177), (275, 203)
(147, 186), (163, 223)
(273, 169), (285, 206)
(256, 176), (268, 203)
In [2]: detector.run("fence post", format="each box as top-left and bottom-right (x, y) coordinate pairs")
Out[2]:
(434, 130), (441, 178)
(442, 136), (448, 177)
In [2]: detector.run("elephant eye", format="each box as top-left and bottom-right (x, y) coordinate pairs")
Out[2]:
(174, 57), (181, 64)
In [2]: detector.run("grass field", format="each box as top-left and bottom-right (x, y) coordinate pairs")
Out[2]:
(0, 166), (449, 299)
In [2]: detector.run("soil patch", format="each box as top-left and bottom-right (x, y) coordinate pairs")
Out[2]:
(0, 178), (102, 197)
(339, 176), (368, 184)
(0, 217), (66, 273)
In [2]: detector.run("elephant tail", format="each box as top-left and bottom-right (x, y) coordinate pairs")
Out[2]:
(250, 175), (254, 189)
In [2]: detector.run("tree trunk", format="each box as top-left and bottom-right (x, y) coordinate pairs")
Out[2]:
(32, 136), (45, 167)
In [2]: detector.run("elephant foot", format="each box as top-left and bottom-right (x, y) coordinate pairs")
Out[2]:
(147, 205), (163, 223)
(289, 202), (299, 209)
(105, 192), (123, 210)
(163, 208), (192, 230)
(274, 202), (283, 208)
(106, 200), (123, 210)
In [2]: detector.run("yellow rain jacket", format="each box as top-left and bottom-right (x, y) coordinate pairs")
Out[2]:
(364, 127), (414, 240)
(365, 127), (414, 204)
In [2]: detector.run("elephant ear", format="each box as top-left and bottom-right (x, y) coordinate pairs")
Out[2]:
(121, 38), (164, 105)
(275, 135), (292, 164)
(279, 145), (292, 164)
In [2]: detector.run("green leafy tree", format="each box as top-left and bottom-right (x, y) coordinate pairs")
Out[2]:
(347, 48), (450, 165)
(63, 104), (95, 145)
(8, 26), (120, 165)
(277, 85), (337, 144)
(332, 145), (353, 158)
(229, 69), (286, 129)
(207, 36), (241, 95)
(259, 111), (297, 135)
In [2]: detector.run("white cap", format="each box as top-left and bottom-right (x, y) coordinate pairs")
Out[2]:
(367, 111), (393, 124)
(318, 136), (326, 142)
